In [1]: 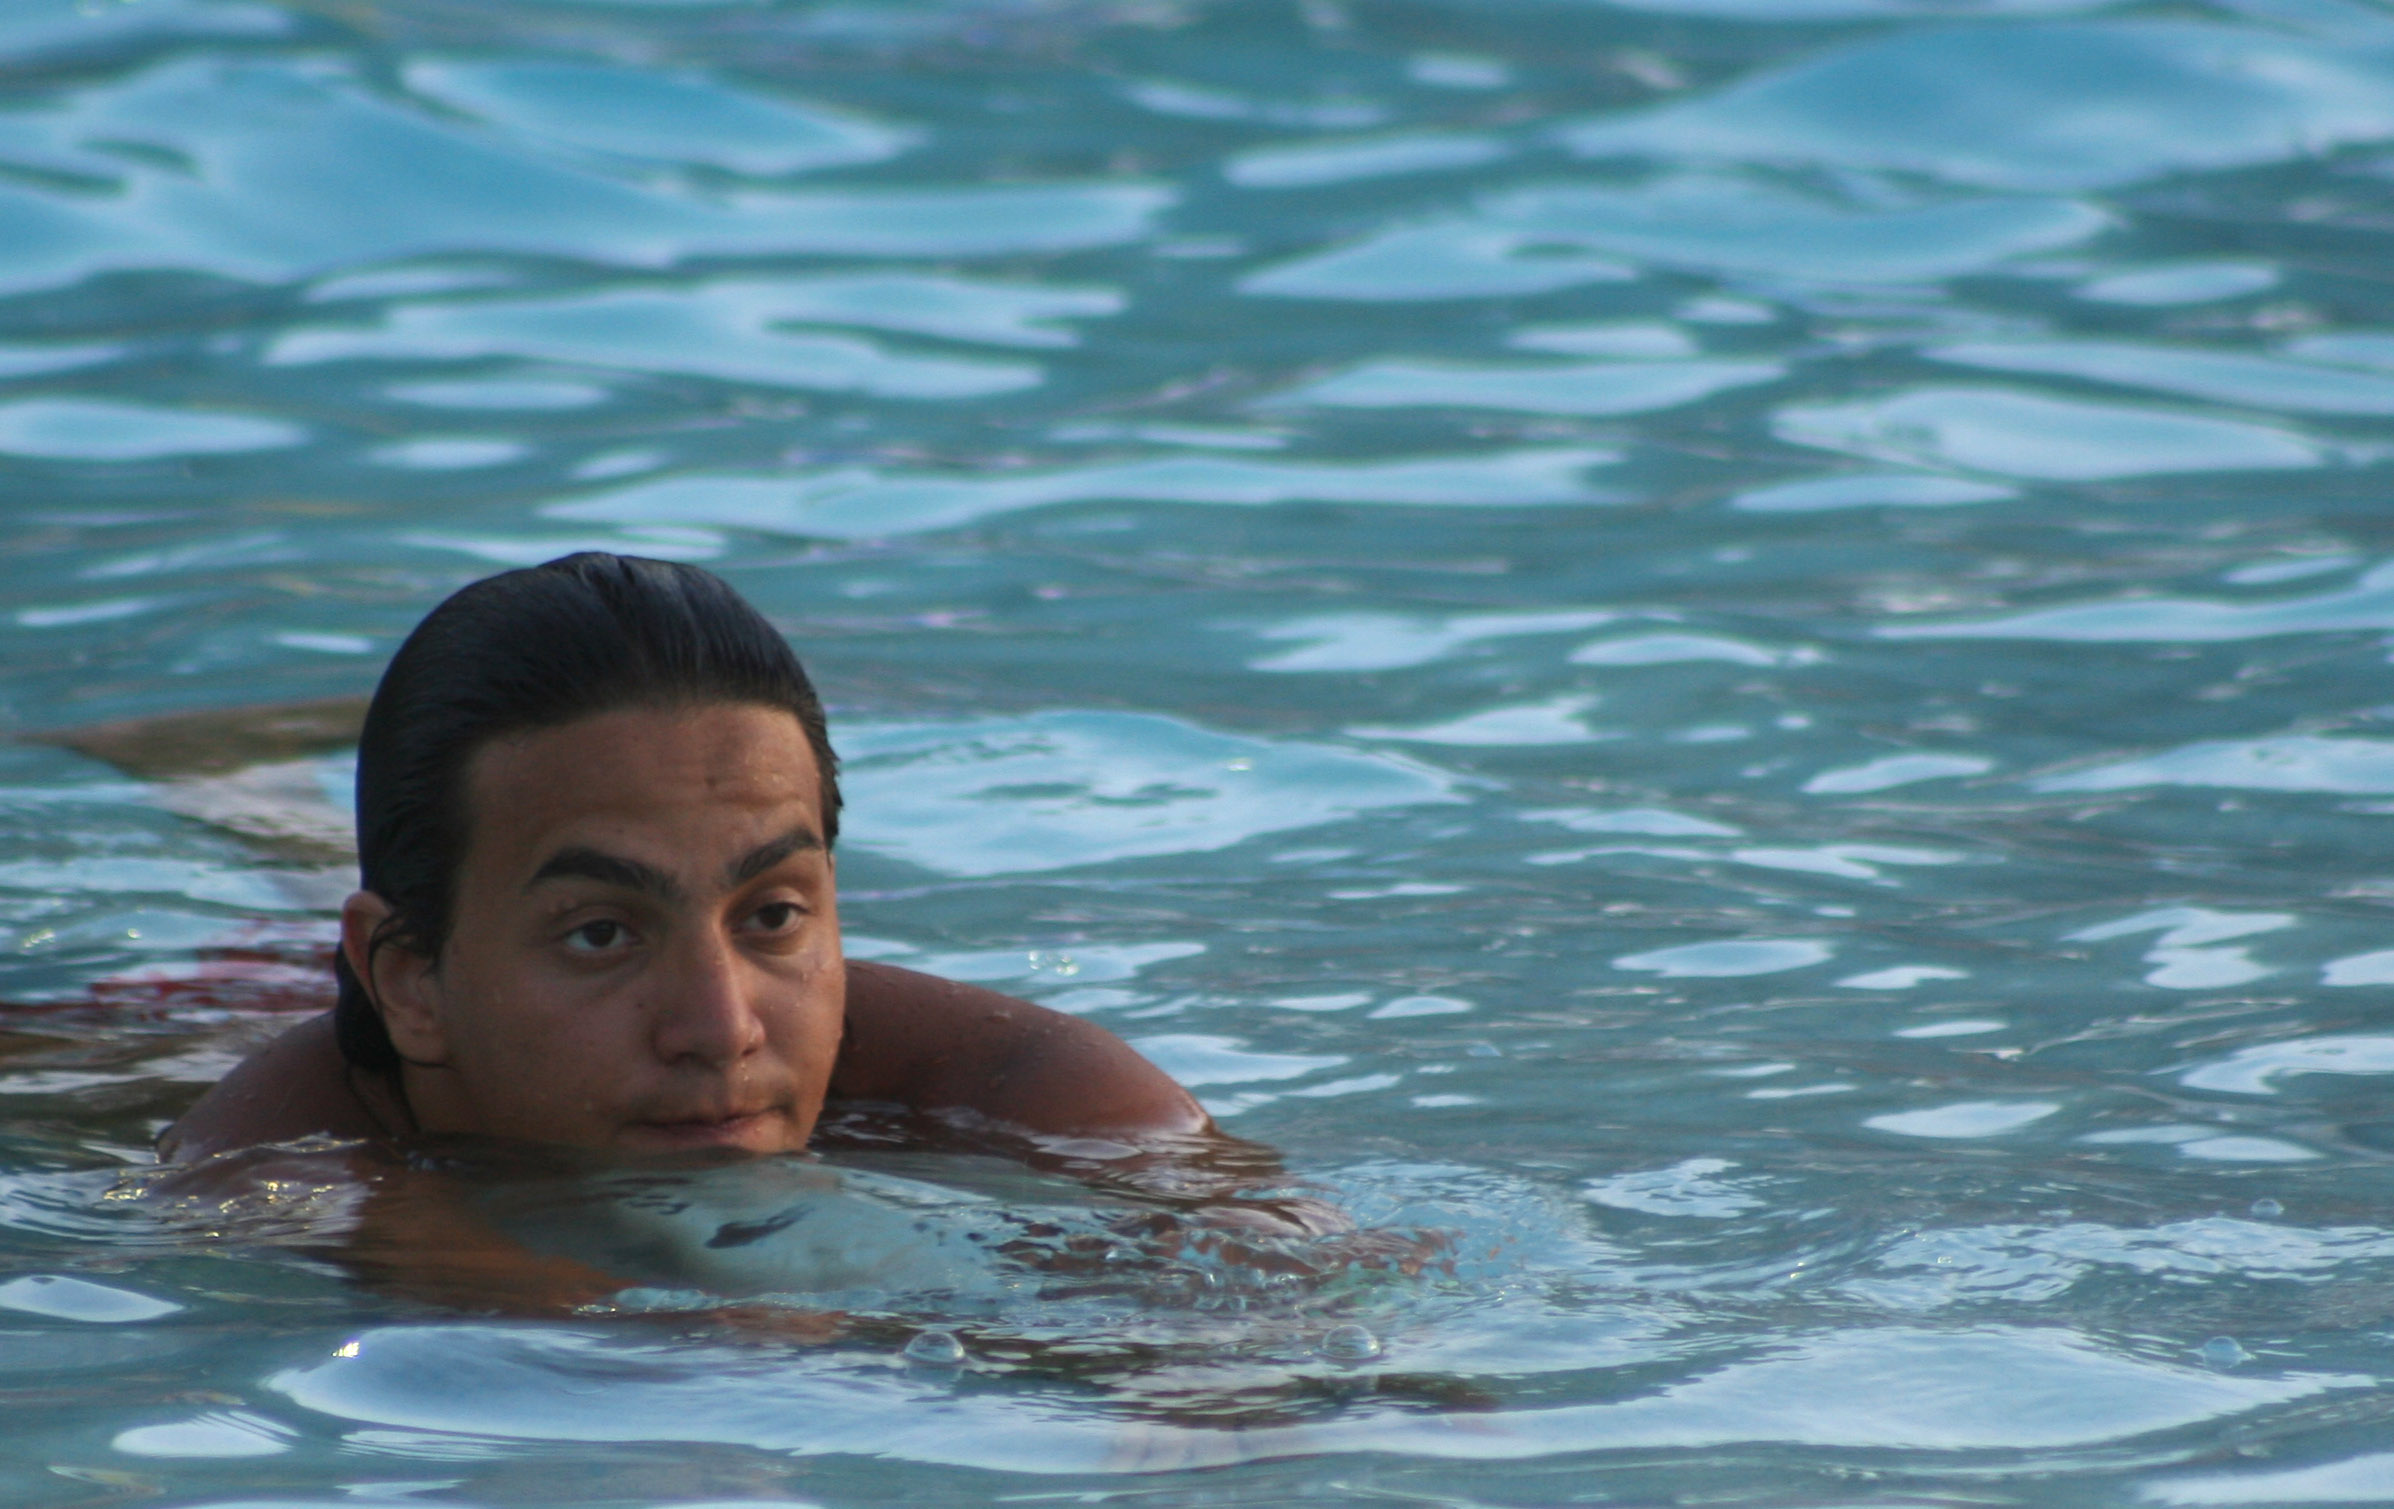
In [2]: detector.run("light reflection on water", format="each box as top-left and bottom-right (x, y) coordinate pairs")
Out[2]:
(7, 0), (2394, 1502)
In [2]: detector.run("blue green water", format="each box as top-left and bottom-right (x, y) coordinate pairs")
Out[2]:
(8, 0), (2394, 1501)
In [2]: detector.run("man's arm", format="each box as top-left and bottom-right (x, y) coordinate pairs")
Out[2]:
(830, 960), (1209, 1139)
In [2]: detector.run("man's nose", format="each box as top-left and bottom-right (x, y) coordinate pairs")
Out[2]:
(650, 928), (768, 1068)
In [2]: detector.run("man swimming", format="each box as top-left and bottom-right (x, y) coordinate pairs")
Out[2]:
(163, 552), (1207, 1163)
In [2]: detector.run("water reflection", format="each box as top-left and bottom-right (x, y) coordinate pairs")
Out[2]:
(1557, 22), (2394, 191)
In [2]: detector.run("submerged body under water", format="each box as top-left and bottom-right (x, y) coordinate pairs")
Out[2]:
(9, 0), (2394, 1503)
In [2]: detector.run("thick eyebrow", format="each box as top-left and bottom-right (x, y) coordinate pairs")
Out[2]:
(727, 826), (824, 887)
(527, 846), (685, 903)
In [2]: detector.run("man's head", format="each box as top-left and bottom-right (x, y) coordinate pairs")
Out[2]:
(335, 553), (846, 1153)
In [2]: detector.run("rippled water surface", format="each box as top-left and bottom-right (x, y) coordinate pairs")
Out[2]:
(10, 0), (2394, 1502)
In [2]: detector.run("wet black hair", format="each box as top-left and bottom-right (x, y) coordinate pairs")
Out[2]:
(332, 552), (840, 1075)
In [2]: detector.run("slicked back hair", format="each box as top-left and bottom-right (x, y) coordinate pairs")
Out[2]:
(333, 553), (840, 1074)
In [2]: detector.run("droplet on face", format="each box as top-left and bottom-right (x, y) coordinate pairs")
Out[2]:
(1319, 1323), (1382, 1363)
(903, 1328), (966, 1366)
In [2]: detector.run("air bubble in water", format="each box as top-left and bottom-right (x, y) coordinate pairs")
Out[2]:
(2199, 1336), (2249, 1369)
(2250, 1197), (2284, 1219)
(903, 1329), (966, 1367)
(1319, 1323), (1382, 1363)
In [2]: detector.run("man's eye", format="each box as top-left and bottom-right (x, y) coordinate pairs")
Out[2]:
(752, 902), (805, 932)
(566, 919), (628, 952)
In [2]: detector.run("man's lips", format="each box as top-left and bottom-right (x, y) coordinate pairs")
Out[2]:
(626, 1108), (784, 1147)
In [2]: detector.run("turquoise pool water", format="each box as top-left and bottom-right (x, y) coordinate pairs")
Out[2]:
(8, 0), (2394, 1501)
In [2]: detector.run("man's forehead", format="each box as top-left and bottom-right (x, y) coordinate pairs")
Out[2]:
(459, 703), (824, 864)
(470, 703), (817, 784)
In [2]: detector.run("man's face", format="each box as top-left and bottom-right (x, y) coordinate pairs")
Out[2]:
(359, 701), (844, 1155)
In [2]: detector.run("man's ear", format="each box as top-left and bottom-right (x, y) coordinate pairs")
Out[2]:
(341, 890), (450, 1067)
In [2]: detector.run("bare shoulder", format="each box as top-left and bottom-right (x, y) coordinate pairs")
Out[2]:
(160, 1013), (396, 1163)
(831, 959), (1209, 1140)
(166, 962), (1211, 1160)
